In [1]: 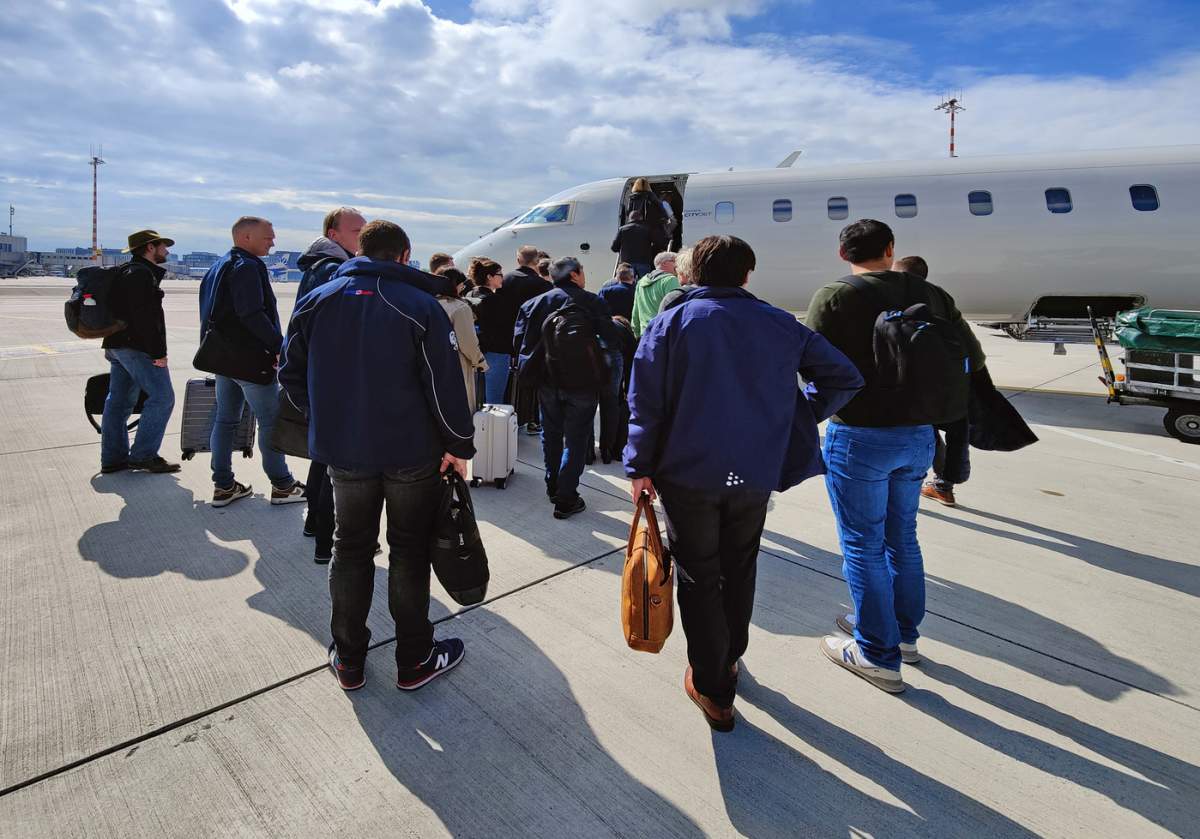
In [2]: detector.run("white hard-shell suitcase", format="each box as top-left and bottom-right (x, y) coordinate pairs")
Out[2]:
(468, 404), (518, 488)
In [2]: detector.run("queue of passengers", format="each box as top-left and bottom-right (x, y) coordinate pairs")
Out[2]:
(95, 209), (996, 729)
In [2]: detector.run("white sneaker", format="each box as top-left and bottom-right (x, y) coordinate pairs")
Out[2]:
(270, 481), (307, 505)
(820, 636), (905, 694)
(835, 613), (921, 664)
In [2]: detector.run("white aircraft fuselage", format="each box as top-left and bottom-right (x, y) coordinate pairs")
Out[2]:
(454, 146), (1200, 318)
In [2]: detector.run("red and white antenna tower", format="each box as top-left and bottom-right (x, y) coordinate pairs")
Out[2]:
(89, 145), (105, 261)
(935, 95), (965, 158)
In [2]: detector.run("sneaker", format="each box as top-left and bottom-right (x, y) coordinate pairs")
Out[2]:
(524, 422), (542, 436)
(553, 496), (586, 520)
(397, 638), (465, 691)
(684, 666), (735, 732)
(128, 456), (181, 474)
(270, 481), (306, 505)
(314, 549), (332, 565)
(921, 481), (956, 507)
(100, 462), (129, 474)
(212, 481), (252, 508)
(835, 613), (920, 664)
(328, 644), (365, 691)
(819, 636), (905, 694)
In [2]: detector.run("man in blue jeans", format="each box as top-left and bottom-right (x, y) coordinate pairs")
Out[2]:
(514, 257), (619, 519)
(806, 219), (984, 693)
(199, 216), (304, 507)
(99, 229), (179, 474)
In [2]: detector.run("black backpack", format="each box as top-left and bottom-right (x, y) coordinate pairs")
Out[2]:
(542, 303), (609, 391)
(65, 265), (128, 339)
(839, 274), (970, 425)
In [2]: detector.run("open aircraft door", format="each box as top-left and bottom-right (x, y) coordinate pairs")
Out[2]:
(618, 174), (690, 253)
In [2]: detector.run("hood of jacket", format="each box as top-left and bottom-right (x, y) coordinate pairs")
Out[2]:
(334, 256), (455, 297)
(297, 236), (352, 270)
(637, 269), (677, 290)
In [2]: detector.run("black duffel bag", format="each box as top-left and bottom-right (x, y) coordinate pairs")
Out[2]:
(193, 322), (276, 385)
(270, 391), (309, 459)
(430, 471), (489, 606)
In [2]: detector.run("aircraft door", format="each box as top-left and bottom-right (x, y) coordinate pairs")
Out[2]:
(618, 174), (690, 254)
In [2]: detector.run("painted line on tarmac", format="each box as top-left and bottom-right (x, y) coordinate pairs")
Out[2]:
(1030, 424), (1200, 472)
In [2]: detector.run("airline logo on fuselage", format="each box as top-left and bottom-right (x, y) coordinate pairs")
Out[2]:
(683, 208), (712, 219)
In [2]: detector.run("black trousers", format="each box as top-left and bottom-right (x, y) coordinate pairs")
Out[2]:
(658, 480), (771, 708)
(305, 461), (335, 554)
(932, 417), (971, 488)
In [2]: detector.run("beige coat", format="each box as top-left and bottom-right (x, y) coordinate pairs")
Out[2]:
(439, 296), (487, 410)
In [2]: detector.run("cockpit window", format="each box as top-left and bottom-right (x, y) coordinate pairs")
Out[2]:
(515, 203), (572, 225)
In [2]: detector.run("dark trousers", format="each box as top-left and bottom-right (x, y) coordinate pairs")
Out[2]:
(658, 480), (771, 708)
(328, 462), (441, 668)
(306, 461), (336, 554)
(932, 417), (971, 489)
(597, 351), (626, 460)
(538, 385), (598, 505)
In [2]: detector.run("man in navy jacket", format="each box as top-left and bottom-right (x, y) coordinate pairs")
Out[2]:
(624, 235), (862, 731)
(279, 220), (476, 693)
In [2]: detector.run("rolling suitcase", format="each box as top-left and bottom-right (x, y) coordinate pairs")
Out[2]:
(467, 404), (517, 489)
(180, 377), (257, 461)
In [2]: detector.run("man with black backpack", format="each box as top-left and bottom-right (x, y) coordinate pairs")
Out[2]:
(97, 229), (179, 474)
(514, 256), (617, 519)
(806, 219), (984, 694)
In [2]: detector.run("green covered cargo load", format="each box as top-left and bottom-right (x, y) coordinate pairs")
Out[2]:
(1115, 308), (1200, 353)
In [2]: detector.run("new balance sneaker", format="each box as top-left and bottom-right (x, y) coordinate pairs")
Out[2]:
(270, 481), (306, 505)
(328, 644), (365, 691)
(128, 456), (181, 474)
(684, 666), (735, 732)
(819, 636), (905, 694)
(212, 481), (252, 508)
(553, 497), (586, 520)
(835, 613), (920, 664)
(921, 481), (956, 507)
(397, 638), (465, 691)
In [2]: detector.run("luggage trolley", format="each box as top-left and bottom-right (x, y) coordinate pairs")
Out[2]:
(1088, 306), (1200, 444)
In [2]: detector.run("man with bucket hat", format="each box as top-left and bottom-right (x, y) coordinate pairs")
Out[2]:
(99, 229), (180, 474)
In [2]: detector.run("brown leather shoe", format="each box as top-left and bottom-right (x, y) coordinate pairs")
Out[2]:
(921, 482), (956, 507)
(684, 666), (735, 732)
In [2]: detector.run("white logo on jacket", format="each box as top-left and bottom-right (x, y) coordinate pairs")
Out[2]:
(448, 331), (458, 350)
(725, 472), (745, 487)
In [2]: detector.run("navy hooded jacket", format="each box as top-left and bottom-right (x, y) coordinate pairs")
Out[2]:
(278, 257), (476, 471)
(199, 247), (283, 353)
(623, 286), (864, 493)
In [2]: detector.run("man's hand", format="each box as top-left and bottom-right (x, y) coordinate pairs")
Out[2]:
(152, 357), (168, 368)
(440, 452), (469, 480)
(631, 477), (656, 503)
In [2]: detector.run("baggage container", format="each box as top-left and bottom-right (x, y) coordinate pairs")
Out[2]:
(468, 404), (517, 488)
(180, 377), (257, 460)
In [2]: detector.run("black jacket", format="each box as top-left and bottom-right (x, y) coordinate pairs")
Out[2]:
(497, 265), (550, 347)
(465, 286), (512, 355)
(102, 256), (168, 359)
(598, 280), (635, 321)
(513, 279), (618, 367)
(611, 221), (662, 267)
(625, 191), (667, 229)
(968, 367), (1038, 451)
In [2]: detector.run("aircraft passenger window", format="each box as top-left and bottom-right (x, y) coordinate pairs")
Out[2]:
(827, 197), (848, 220)
(715, 201), (735, 224)
(968, 190), (993, 216)
(894, 194), (917, 218)
(772, 199), (792, 222)
(1129, 184), (1159, 212)
(516, 203), (571, 225)
(1045, 188), (1072, 214)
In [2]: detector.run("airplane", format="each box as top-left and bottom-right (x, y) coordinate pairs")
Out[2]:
(453, 145), (1200, 321)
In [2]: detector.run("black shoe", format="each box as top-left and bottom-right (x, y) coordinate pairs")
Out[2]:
(524, 422), (542, 436)
(553, 497), (586, 520)
(397, 638), (465, 691)
(100, 462), (129, 474)
(303, 515), (315, 538)
(328, 644), (365, 691)
(314, 548), (332, 565)
(128, 456), (181, 474)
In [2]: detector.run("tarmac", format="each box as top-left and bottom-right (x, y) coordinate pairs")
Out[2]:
(1, 278), (1197, 838)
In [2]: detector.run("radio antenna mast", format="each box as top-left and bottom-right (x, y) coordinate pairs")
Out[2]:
(935, 95), (965, 158)
(89, 145), (106, 261)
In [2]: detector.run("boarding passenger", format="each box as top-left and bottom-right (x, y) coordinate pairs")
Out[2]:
(611, 210), (662, 281)
(294, 207), (366, 560)
(598, 264), (637, 321)
(624, 177), (668, 236)
(630, 251), (679, 337)
(199, 217), (304, 507)
(503, 245), (552, 433)
(806, 220), (983, 693)
(465, 258), (512, 405)
(657, 246), (694, 314)
(436, 267), (487, 410)
(625, 234), (862, 731)
(537, 258), (552, 281)
(428, 252), (455, 274)
(99, 229), (179, 474)
(279, 220), (474, 692)
(514, 257), (618, 518)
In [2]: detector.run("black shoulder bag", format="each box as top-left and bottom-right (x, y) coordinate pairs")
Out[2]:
(430, 471), (490, 606)
(193, 264), (277, 385)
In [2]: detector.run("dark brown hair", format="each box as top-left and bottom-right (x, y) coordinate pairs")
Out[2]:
(690, 235), (756, 288)
(358, 220), (411, 262)
(893, 255), (928, 279)
(468, 257), (503, 287)
(428, 252), (454, 274)
(436, 266), (469, 298)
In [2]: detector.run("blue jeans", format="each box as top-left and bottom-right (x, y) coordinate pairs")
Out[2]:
(210, 374), (294, 490)
(538, 385), (598, 505)
(823, 422), (935, 670)
(483, 352), (510, 405)
(100, 348), (175, 466)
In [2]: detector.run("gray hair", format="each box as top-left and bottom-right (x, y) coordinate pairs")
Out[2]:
(550, 256), (582, 283)
(653, 251), (677, 269)
(674, 247), (693, 283)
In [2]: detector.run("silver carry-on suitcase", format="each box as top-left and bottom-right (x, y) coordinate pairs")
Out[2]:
(180, 377), (257, 461)
(468, 404), (518, 488)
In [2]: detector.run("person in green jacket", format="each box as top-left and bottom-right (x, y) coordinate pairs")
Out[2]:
(630, 251), (679, 337)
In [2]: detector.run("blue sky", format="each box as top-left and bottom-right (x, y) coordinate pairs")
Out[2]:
(2, 0), (1198, 259)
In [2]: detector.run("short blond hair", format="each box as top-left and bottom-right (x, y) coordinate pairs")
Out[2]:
(674, 247), (693, 283)
(232, 216), (270, 237)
